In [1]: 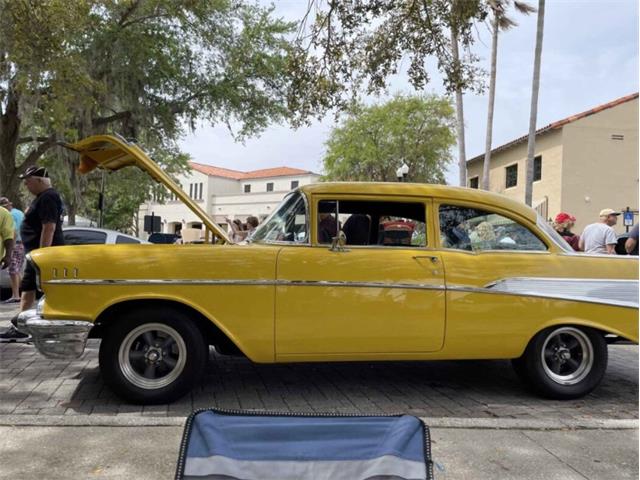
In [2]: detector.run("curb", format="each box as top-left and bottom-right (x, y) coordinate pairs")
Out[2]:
(0, 415), (637, 430)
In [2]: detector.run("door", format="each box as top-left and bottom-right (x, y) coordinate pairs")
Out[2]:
(435, 201), (558, 357)
(275, 197), (445, 359)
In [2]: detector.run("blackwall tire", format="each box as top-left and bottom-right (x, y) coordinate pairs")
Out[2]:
(99, 307), (207, 404)
(518, 326), (607, 400)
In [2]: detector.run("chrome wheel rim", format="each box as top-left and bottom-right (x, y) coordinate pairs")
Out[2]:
(118, 323), (187, 390)
(541, 327), (593, 385)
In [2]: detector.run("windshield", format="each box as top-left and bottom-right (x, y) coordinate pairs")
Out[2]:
(537, 214), (574, 253)
(250, 192), (308, 244)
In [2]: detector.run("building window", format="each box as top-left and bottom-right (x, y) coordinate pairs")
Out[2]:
(469, 177), (479, 189)
(244, 184), (251, 193)
(198, 183), (203, 200)
(266, 182), (274, 192)
(505, 164), (518, 188)
(291, 180), (299, 189)
(533, 156), (542, 182)
(189, 183), (193, 198)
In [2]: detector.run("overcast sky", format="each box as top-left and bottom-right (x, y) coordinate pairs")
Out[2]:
(178, 0), (639, 185)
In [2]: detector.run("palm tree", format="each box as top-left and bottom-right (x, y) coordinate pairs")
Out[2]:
(481, 0), (535, 190)
(524, 0), (545, 206)
(450, 25), (468, 187)
(448, 0), (486, 187)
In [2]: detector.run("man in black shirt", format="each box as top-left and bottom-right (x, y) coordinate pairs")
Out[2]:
(0, 166), (65, 342)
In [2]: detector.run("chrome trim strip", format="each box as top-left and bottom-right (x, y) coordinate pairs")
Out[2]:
(45, 279), (277, 286)
(278, 280), (446, 291)
(449, 277), (639, 309)
(45, 278), (446, 291)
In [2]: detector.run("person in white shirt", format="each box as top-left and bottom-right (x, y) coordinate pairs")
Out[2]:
(579, 208), (620, 254)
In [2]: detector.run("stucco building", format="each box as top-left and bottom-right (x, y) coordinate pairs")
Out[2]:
(466, 93), (639, 233)
(138, 162), (320, 238)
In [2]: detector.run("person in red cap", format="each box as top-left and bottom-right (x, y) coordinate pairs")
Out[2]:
(553, 212), (580, 251)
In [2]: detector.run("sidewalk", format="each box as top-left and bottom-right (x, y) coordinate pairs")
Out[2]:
(1, 303), (637, 479)
(0, 424), (636, 479)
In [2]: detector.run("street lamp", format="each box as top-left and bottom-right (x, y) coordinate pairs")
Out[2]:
(396, 163), (409, 182)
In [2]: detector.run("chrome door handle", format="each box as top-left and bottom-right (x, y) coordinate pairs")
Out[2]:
(413, 255), (439, 264)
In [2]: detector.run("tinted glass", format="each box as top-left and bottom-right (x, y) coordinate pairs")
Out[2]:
(63, 230), (107, 245)
(439, 205), (547, 252)
(116, 235), (141, 244)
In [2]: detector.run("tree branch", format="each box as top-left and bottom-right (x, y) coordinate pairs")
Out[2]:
(92, 111), (132, 126)
(17, 136), (52, 145)
(17, 134), (58, 172)
(117, 0), (142, 27)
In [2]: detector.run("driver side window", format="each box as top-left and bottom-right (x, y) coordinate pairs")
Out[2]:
(439, 204), (547, 252)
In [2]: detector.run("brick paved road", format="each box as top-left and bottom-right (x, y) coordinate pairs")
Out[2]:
(0, 339), (637, 420)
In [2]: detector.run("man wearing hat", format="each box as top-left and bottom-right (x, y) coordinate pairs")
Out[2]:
(579, 208), (620, 255)
(553, 212), (580, 251)
(0, 166), (65, 342)
(0, 197), (25, 303)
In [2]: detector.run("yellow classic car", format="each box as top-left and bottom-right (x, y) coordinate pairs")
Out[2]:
(17, 135), (638, 404)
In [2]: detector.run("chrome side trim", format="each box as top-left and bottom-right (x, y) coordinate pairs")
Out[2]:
(45, 278), (446, 291)
(449, 277), (639, 309)
(278, 280), (446, 291)
(45, 279), (277, 286)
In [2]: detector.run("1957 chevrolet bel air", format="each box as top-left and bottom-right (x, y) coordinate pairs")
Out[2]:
(17, 135), (638, 404)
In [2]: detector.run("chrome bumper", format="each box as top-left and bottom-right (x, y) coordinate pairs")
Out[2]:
(16, 309), (93, 359)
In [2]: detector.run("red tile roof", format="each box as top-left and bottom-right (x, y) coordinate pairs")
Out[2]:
(468, 92), (639, 163)
(189, 163), (315, 180)
(188, 163), (245, 179)
(241, 166), (312, 179)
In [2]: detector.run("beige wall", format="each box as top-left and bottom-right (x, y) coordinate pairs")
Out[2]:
(560, 98), (638, 234)
(466, 98), (639, 234)
(466, 129), (564, 219)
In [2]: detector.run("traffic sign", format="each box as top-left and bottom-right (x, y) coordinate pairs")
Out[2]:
(623, 211), (634, 227)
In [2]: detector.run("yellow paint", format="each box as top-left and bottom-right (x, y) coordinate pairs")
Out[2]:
(30, 162), (638, 364)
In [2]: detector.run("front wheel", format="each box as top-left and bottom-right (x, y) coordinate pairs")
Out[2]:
(512, 326), (607, 399)
(99, 307), (207, 404)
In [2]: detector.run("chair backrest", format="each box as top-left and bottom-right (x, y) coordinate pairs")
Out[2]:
(182, 227), (202, 243)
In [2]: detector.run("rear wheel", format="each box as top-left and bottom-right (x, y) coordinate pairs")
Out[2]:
(512, 326), (607, 399)
(99, 307), (207, 404)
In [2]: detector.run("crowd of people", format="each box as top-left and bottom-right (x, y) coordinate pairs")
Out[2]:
(226, 216), (260, 242)
(553, 208), (638, 255)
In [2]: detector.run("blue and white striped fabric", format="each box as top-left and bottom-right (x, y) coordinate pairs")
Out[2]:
(176, 410), (432, 480)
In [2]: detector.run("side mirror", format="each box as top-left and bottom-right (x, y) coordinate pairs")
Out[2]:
(330, 230), (349, 252)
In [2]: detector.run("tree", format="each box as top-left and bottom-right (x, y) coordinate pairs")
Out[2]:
(292, 1), (487, 121)
(481, 0), (535, 190)
(448, 0), (485, 187)
(1, 0), (304, 225)
(323, 95), (456, 183)
(524, 0), (545, 206)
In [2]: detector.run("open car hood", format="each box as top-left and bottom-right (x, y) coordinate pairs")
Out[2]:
(66, 134), (230, 243)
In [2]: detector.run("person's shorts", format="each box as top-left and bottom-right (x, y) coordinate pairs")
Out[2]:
(20, 258), (38, 292)
(8, 243), (24, 275)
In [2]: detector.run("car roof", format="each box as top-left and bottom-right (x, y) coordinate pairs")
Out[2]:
(63, 226), (148, 242)
(299, 182), (538, 223)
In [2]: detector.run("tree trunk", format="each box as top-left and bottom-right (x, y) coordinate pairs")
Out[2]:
(0, 84), (23, 208)
(524, 0), (545, 207)
(64, 151), (81, 226)
(482, 14), (500, 191)
(450, 27), (467, 187)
